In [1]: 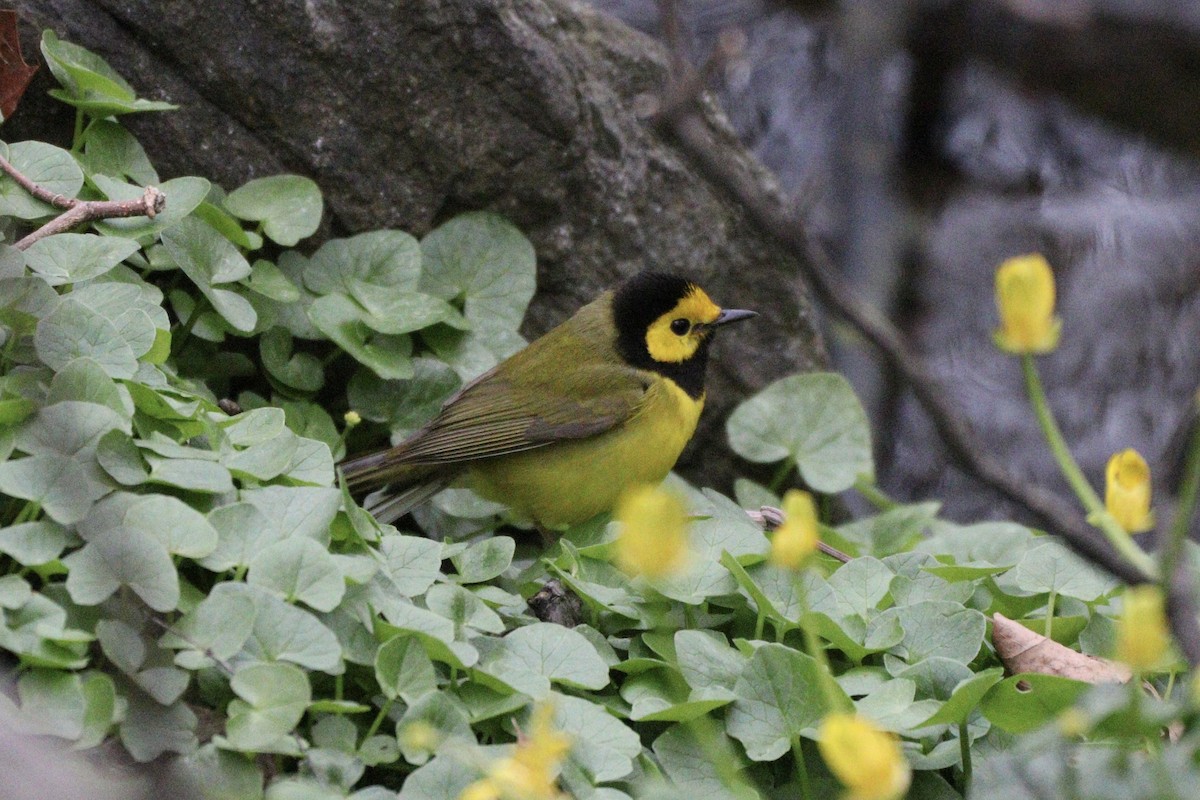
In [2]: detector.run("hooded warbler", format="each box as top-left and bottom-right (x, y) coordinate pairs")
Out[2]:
(339, 271), (756, 528)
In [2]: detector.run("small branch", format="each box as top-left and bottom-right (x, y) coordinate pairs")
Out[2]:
(747, 505), (852, 564)
(0, 152), (73, 209)
(657, 29), (746, 122)
(0, 150), (165, 250)
(15, 186), (165, 250)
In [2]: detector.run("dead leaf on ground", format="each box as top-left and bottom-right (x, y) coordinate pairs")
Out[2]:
(992, 612), (1132, 683)
(0, 10), (38, 120)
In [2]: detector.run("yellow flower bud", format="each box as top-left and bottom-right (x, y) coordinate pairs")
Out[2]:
(769, 489), (820, 571)
(343, 410), (362, 428)
(458, 702), (570, 800)
(614, 484), (690, 578)
(458, 780), (501, 800)
(398, 720), (440, 753)
(1056, 707), (1090, 738)
(1105, 449), (1154, 533)
(993, 253), (1062, 355)
(1115, 584), (1170, 671)
(818, 713), (911, 800)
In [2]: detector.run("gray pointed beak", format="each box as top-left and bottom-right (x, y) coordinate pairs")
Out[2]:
(713, 308), (757, 327)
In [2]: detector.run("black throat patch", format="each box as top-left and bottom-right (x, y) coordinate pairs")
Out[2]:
(612, 272), (712, 400)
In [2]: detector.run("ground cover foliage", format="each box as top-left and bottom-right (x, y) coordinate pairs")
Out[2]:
(2, 32), (1200, 800)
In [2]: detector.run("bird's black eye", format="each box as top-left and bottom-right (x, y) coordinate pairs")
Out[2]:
(670, 318), (690, 335)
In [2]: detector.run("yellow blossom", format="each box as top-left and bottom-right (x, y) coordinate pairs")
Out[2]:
(993, 253), (1062, 354)
(458, 702), (572, 800)
(1056, 707), (1090, 738)
(1115, 584), (1170, 671)
(769, 489), (820, 571)
(1105, 449), (1154, 533)
(818, 713), (911, 800)
(398, 720), (440, 754)
(343, 410), (362, 428)
(614, 484), (690, 577)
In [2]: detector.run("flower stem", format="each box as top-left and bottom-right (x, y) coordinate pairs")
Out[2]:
(684, 714), (751, 794)
(768, 459), (795, 494)
(794, 574), (851, 713)
(792, 737), (812, 800)
(364, 697), (394, 740)
(958, 720), (972, 795)
(72, 109), (85, 152)
(853, 476), (898, 512)
(1021, 355), (1158, 577)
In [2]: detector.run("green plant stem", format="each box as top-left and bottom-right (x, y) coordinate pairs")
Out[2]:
(753, 610), (765, 641)
(172, 296), (211, 356)
(1160, 396), (1200, 597)
(1021, 355), (1158, 577)
(792, 737), (812, 800)
(72, 109), (85, 151)
(364, 697), (394, 740)
(958, 721), (972, 795)
(853, 476), (898, 511)
(335, 673), (344, 702)
(683, 714), (751, 794)
(1044, 591), (1057, 639)
(13, 501), (41, 525)
(768, 459), (794, 494)
(794, 573), (851, 713)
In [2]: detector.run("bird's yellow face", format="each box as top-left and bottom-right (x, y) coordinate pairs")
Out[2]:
(612, 272), (756, 399)
(643, 284), (723, 364)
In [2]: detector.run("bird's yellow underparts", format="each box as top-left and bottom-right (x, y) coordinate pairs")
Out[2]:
(339, 271), (756, 529)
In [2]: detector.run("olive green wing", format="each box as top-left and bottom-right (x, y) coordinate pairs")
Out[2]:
(394, 360), (649, 465)
(340, 294), (648, 490)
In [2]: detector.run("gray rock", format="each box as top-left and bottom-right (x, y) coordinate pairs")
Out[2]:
(597, 0), (1200, 524)
(10, 0), (825, 488)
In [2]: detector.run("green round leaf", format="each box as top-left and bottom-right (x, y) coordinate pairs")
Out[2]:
(24, 233), (140, 286)
(980, 673), (1090, 733)
(224, 175), (323, 246)
(726, 372), (874, 492)
(0, 140), (83, 219)
(227, 662), (311, 751)
(248, 538), (346, 612)
(727, 643), (849, 761)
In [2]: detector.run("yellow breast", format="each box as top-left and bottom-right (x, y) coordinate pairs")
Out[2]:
(467, 377), (703, 528)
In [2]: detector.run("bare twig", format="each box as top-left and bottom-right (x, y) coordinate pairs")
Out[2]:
(0, 152), (73, 209)
(651, 2), (1152, 592)
(747, 505), (852, 563)
(15, 186), (164, 250)
(0, 150), (165, 250)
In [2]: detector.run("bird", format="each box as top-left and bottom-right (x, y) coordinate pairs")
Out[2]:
(338, 271), (756, 529)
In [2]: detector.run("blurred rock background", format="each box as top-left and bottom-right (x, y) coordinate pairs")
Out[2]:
(595, 0), (1200, 521)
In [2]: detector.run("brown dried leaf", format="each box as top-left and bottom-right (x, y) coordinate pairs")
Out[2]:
(0, 10), (38, 121)
(992, 612), (1132, 683)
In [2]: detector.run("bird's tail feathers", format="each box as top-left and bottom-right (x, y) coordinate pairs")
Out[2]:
(340, 447), (461, 524)
(363, 475), (456, 525)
